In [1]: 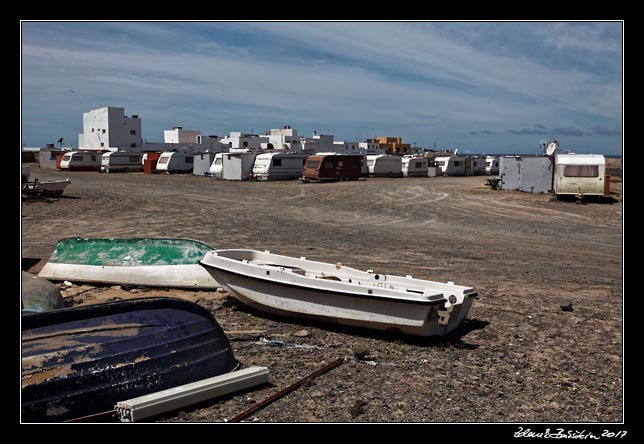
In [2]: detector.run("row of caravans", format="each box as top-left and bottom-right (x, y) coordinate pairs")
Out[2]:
(433, 156), (488, 176)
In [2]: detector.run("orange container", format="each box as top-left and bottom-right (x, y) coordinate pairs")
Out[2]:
(144, 158), (158, 174)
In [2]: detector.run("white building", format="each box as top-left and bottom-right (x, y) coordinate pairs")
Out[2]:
(164, 126), (201, 144)
(300, 134), (337, 153)
(265, 125), (303, 152)
(78, 107), (142, 150)
(358, 141), (383, 154)
(220, 132), (269, 151)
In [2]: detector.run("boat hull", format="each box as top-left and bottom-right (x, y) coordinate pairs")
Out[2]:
(21, 297), (238, 422)
(201, 251), (476, 337)
(21, 271), (65, 313)
(23, 179), (71, 197)
(38, 237), (220, 289)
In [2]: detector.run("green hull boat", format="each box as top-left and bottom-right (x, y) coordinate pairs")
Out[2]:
(38, 237), (220, 289)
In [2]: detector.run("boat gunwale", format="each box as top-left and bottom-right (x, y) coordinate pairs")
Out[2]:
(21, 297), (220, 331)
(49, 236), (214, 249)
(202, 252), (477, 306)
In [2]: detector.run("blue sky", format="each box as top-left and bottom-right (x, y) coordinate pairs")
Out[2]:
(21, 21), (623, 155)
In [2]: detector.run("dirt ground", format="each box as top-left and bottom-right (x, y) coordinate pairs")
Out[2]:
(21, 165), (623, 423)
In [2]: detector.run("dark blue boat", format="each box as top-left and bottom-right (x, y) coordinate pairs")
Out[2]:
(21, 297), (239, 422)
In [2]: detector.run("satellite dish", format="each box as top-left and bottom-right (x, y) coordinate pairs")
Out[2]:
(546, 140), (558, 156)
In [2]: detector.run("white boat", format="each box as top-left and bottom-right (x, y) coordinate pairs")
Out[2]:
(200, 249), (477, 336)
(23, 179), (72, 197)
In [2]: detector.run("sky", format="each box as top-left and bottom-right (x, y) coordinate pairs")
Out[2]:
(21, 21), (623, 155)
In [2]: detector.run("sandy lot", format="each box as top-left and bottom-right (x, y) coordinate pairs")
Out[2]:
(21, 165), (623, 423)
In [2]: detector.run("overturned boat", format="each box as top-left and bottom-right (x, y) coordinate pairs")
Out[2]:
(38, 237), (220, 289)
(200, 250), (477, 337)
(21, 271), (65, 314)
(21, 297), (239, 422)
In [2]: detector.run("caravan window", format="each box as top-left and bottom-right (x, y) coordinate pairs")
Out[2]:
(306, 160), (319, 169)
(186, 157), (193, 163)
(564, 165), (598, 177)
(453, 161), (461, 167)
(214, 158), (222, 165)
(273, 159), (282, 167)
(158, 156), (169, 165)
(415, 161), (423, 168)
(62, 154), (72, 161)
(129, 156), (139, 162)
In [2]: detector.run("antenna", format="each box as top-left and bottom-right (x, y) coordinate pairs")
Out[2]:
(545, 138), (558, 156)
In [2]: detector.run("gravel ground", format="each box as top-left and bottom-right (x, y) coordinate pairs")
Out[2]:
(21, 165), (623, 423)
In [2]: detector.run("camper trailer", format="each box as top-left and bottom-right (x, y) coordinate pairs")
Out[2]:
(59, 152), (102, 171)
(554, 154), (608, 197)
(209, 152), (257, 180)
(193, 152), (217, 176)
(252, 153), (309, 180)
(434, 156), (466, 176)
(302, 155), (362, 181)
(155, 152), (194, 174)
(317, 152), (368, 176)
(401, 156), (429, 177)
(485, 156), (499, 175)
(101, 152), (143, 173)
(209, 153), (224, 178)
(367, 155), (403, 177)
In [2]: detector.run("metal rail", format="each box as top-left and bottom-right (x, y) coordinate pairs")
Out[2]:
(226, 357), (344, 423)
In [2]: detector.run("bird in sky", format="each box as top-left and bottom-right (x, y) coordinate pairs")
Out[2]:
(69, 89), (75, 93)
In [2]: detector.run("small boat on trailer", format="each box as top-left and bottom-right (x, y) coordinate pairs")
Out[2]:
(200, 250), (477, 336)
(39, 237), (220, 289)
(22, 179), (72, 197)
(21, 297), (239, 422)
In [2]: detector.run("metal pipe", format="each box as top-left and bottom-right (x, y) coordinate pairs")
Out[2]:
(62, 409), (115, 423)
(226, 357), (344, 423)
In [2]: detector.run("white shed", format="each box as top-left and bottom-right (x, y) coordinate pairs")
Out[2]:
(468, 157), (487, 176)
(193, 152), (217, 176)
(401, 156), (429, 177)
(155, 152), (194, 174)
(252, 152), (309, 180)
(214, 152), (257, 180)
(367, 155), (403, 177)
(499, 156), (553, 193)
(554, 154), (607, 196)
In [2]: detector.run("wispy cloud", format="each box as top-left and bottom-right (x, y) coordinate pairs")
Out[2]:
(552, 127), (585, 137)
(592, 126), (621, 136)
(508, 128), (549, 135)
(470, 130), (496, 135)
